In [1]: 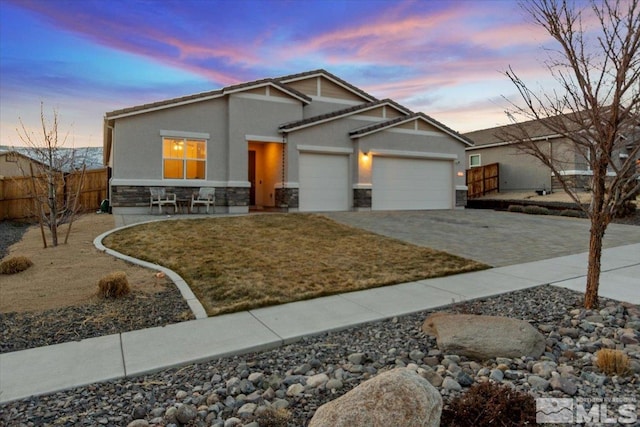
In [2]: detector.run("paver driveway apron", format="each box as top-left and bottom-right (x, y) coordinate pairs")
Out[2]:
(323, 210), (640, 267)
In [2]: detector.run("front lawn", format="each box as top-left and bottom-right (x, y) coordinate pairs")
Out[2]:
(104, 214), (488, 315)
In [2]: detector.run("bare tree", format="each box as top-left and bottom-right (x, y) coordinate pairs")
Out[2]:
(503, 0), (640, 308)
(15, 102), (85, 247)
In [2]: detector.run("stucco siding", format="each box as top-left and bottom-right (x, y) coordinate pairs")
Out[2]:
(112, 98), (228, 182)
(228, 94), (303, 182)
(470, 144), (551, 191)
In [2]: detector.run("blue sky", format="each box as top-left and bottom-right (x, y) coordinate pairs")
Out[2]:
(0, 0), (557, 147)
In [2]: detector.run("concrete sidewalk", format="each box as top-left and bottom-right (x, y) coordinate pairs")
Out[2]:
(1, 243), (638, 404)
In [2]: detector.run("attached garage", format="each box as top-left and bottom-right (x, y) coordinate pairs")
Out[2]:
(298, 152), (350, 211)
(372, 157), (453, 210)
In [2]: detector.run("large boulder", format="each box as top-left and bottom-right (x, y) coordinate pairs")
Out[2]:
(308, 368), (442, 427)
(422, 313), (545, 360)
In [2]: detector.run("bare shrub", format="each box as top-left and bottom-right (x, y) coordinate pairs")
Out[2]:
(559, 209), (587, 218)
(523, 205), (550, 215)
(97, 271), (131, 298)
(254, 406), (292, 427)
(596, 349), (631, 376)
(440, 382), (536, 427)
(507, 205), (525, 213)
(0, 256), (34, 274)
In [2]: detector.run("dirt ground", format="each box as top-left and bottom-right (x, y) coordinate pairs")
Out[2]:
(0, 214), (170, 313)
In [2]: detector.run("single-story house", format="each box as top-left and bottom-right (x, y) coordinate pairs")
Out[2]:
(104, 69), (473, 214)
(464, 116), (639, 193)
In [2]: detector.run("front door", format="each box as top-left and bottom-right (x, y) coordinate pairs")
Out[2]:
(248, 150), (256, 205)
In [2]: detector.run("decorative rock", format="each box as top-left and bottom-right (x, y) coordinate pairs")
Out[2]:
(549, 376), (577, 395)
(131, 405), (146, 419)
(454, 371), (474, 386)
(527, 375), (549, 391)
(224, 417), (242, 427)
(532, 361), (557, 379)
(325, 379), (343, 390)
(127, 421), (150, 427)
(176, 404), (197, 424)
(425, 371), (444, 387)
(409, 349), (426, 361)
(422, 313), (545, 360)
(286, 383), (305, 397)
(237, 403), (257, 418)
(442, 377), (462, 391)
(348, 352), (366, 365)
(306, 373), (329, 388)
(580, 371), (607, 387)
(308, 368), (442, 427)
(248, 372), (264, 383)
(489, 369), (504, 382)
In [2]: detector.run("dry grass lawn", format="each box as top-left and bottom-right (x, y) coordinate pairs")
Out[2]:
(104, 214), (488, 315)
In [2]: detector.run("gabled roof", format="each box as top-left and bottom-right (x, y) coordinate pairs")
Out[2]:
(105, 78), (312, 120)
(464, 117), (565, 148)
(349, 113), (474, 147)
(279, 99), (411, 133)
(277, 69), (378, 103)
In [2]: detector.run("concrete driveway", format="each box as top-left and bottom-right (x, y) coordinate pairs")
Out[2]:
(324, 210), (640, 267)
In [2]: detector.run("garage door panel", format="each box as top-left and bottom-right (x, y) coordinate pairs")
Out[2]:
(299, 153), (349, 212)
(373, 157), (452, 210)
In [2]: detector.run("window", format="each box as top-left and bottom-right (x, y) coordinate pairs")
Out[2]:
(469, 154), (481, 168)
(163, 137), (206, 179)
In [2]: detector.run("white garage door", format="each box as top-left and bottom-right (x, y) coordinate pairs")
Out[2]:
(372, 157), (452, 210)
(299, 153), (349, 211)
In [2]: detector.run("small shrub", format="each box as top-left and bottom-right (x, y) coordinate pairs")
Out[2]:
(255, 406), (291, 427)
(559, 209), (586, 218)
(507, 205), (525, 213)
(440, 382), (536, 427)
(523, 205), (550, 215)
(0, 256), (33, 274)
(97, 271), (131, 298)
(595, 349), (630, 376)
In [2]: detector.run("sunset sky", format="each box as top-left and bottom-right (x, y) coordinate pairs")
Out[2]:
(0, 0), (560, 148)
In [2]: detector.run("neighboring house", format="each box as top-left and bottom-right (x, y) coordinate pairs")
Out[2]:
(0, 146), (104, 177)
(104, 69), (473, 214)
(0, 150), (49, 177)
(464, 117), (638, 193)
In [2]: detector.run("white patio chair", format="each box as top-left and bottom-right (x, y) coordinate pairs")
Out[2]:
(149, 187), (177, 214)
(191, 187), (216, 213)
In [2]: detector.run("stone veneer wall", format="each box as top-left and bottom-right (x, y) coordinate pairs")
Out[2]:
(353, 189), (372, 208)
(110, 186), (249, 208)
(456, 189), (467, 208)
(275, 188), (299, 208)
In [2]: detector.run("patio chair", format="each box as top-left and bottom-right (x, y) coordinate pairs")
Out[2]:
(191, 187), (216, 213)
(149, 187), (177, 214)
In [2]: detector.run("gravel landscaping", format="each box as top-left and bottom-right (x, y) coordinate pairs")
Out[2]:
(2, 285), (639, 426)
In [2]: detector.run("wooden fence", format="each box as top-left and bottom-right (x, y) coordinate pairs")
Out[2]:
(466, 163), (500, 198)
(0, 168), (108, 220)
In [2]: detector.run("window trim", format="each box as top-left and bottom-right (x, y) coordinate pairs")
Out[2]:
(469, 154), (481, 168)
(162, 136), (207, 180)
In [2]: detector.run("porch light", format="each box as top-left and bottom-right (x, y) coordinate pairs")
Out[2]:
(362, 151), (369, 159)
(457, 171), (464, 177)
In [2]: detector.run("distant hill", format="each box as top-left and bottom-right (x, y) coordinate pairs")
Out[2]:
(0, 146), (104, 171)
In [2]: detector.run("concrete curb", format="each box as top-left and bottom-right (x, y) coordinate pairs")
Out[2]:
(93, 219), (208, 320)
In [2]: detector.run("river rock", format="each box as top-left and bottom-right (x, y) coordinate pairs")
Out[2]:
(422, 313), (546, 360)
(308, 368), (442, 427)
